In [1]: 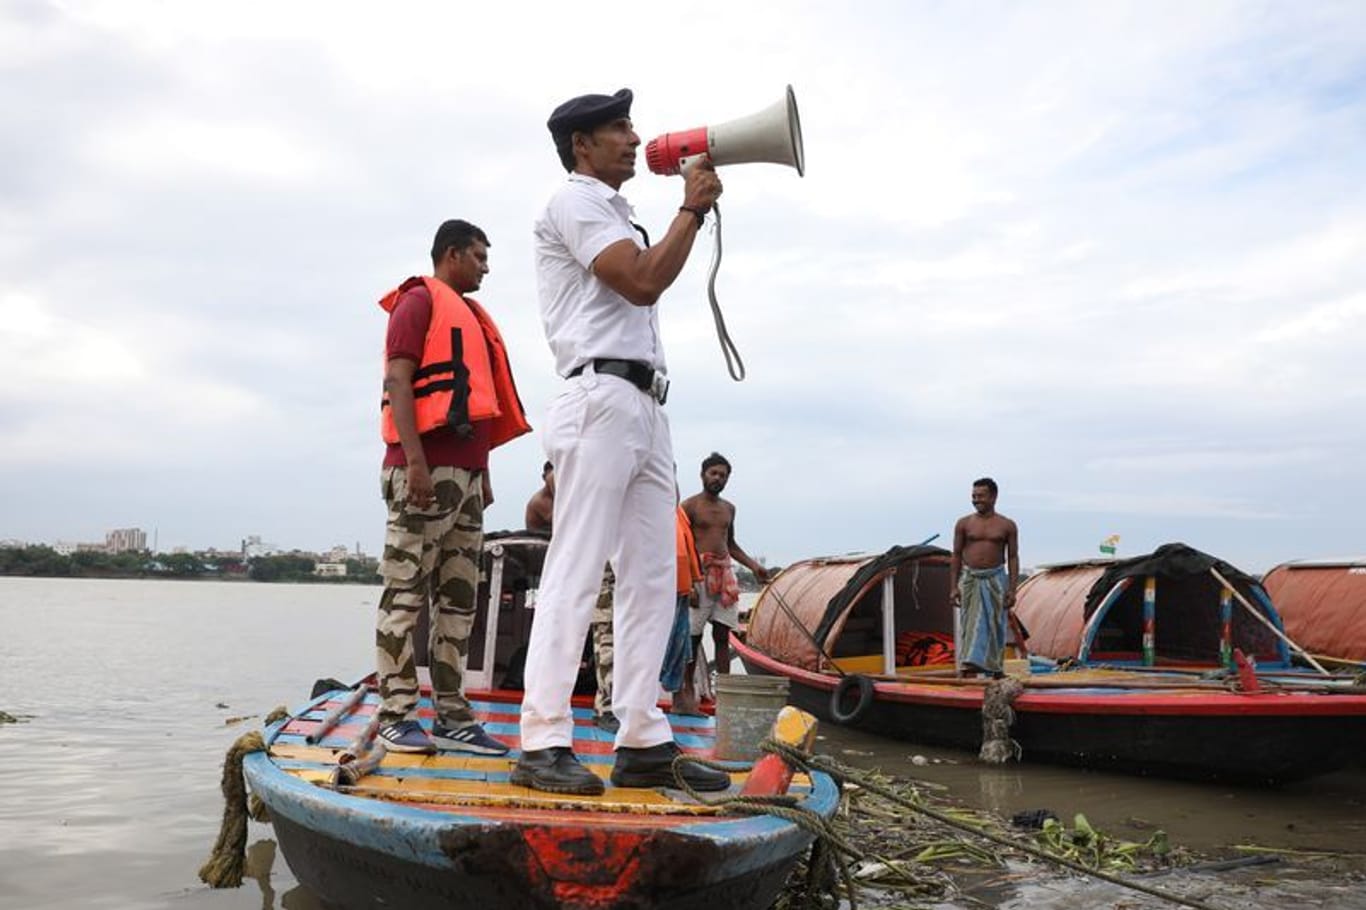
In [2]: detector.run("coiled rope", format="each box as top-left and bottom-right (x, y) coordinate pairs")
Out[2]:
(198, 705), (288, 888)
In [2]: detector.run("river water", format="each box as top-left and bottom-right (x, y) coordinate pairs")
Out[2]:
(1, 578), (1363, 909)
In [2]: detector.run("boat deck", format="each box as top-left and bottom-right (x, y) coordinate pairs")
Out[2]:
(267, 688), (811, 820)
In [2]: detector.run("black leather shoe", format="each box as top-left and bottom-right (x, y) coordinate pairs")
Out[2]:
(511, 747), (605, 795)
(611, 741), (731, 792)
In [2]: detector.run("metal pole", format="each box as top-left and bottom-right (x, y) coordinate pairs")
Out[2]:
(476, 544), (507, 690)
(880, 574), (897, 677)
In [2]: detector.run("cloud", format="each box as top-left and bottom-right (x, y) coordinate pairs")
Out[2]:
(1, 1), (1364, 574)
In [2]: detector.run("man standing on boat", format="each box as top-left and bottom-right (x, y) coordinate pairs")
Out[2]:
(374, 219), (530, 755)
(679, 452), (770, 713)
(949, 477), (1020, 678)
(513, 88), (729, 795)
(523, 461), (620, 734)
(525, 461), (556, 531)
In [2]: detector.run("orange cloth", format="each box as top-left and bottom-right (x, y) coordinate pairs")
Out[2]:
(675, 507), (702, 595)
(701, 551), (741, 607)
(895, 631), (956, 666)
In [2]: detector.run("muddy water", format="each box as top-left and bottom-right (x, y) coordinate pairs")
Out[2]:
(1, 577), (1362, 910)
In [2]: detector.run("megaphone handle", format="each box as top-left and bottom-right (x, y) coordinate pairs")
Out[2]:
(705, 203), (746, 382)
(680, 153), (709, 177)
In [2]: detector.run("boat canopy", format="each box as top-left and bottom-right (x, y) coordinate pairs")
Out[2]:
(747, 544), (952, 673)
(1015, 542), (1288, 667)
(1263, 560), (1366, 662)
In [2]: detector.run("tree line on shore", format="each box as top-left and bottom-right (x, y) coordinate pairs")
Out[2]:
(0, 545), (381, 584)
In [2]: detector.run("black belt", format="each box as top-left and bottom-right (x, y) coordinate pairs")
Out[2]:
(567, 358), (655, 393)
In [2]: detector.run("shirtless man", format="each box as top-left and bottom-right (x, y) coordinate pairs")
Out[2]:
(525, 461), (555, 532)
(681, 453), (770, 704)
(949, 477), (1020, 678)
(523, 462), (618, 732)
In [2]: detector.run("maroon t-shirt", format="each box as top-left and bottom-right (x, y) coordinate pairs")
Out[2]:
(383, 280), (493, 470)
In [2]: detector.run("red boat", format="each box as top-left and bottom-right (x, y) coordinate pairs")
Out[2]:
(1262, 558), (1366, 666)
(733, 542), (1366, 783)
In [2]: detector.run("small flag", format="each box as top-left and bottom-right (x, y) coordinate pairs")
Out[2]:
(1099, 534), (1120, 556)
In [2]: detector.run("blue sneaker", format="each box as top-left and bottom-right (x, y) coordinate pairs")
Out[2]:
(431, 722), (510, 756)
(377, 720), (435, 754)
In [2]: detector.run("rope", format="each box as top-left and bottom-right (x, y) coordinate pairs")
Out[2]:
(979, 677), (1024, 763)
(247, 794), (271, 823)
(198, 730), (265, 888)
(703, 204), (746, 382)
(200, 704), (288, 887)
(667, 745), (860, 908)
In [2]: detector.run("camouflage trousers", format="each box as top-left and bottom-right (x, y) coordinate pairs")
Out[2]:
(592, 566), (614, 715)
(376, 465), (483, 726)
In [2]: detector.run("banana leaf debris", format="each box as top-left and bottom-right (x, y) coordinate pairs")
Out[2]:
(770, 766), (1363, 909)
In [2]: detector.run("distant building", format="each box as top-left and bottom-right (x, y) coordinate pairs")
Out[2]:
(241, 535), (276, 559)
(53, 541), (80, 556)
(0, 538), (26, 548)
(314, 562), (348, 577)
(106, 528), (147, 553)
(326, 544), (350, 563)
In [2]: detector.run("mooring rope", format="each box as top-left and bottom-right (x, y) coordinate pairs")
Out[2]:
(198, 705), (288, 889)
(979, 676), (1025, 763)
(667, 746), (862, 908)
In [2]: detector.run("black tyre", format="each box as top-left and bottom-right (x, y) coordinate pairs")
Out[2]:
(829, 674), (875, 724)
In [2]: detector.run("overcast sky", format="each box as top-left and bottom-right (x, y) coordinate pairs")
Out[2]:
(2, 1), (1363, 572)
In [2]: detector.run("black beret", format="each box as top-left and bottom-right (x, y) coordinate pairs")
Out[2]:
(546, 88), (633, 139)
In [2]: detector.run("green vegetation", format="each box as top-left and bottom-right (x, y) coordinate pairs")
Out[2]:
(0, 546), (380, 584)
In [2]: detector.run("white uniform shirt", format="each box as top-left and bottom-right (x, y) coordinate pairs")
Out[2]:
(533, 173), (666, 377)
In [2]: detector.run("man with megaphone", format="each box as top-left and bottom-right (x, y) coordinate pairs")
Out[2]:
(512, 88), (731, 796)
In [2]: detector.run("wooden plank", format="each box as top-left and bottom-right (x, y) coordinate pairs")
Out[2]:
(286, 769), (744, 815)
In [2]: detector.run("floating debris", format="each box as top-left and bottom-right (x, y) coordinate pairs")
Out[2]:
(774, 765), (1199, 910)
(1034, 813), (1170, 872)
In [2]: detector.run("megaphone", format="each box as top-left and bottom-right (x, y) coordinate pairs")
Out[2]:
(645, 85), (805, 177)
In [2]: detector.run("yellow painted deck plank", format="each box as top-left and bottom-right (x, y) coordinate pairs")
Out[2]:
(284, 765), (810, 815)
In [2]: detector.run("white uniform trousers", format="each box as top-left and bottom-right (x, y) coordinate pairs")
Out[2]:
(519, 369), (677, 751)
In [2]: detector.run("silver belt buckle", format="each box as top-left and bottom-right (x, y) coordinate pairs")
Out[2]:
(650, 371), (670, 405)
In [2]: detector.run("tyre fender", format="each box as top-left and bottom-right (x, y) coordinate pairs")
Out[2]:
(829, 673), (875, 725)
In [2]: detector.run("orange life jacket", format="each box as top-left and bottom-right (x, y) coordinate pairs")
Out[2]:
(379, 276), (530, 450)
(676, 507), (702, 595)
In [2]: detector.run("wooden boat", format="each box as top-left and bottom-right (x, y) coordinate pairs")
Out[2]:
(732, 542), (1366, 783)
(1262, 558), (1366, 666)
(242, 532), (838, 910)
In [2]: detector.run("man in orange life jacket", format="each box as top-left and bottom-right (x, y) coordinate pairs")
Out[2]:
(374, 219), (530, 755)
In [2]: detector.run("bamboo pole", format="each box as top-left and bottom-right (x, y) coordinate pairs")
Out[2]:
(1090, 661), (1357, 685)
(855, 669), (1241, 692)
(306, 685), (369, 745)
(1208, 567), (1330, 676)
